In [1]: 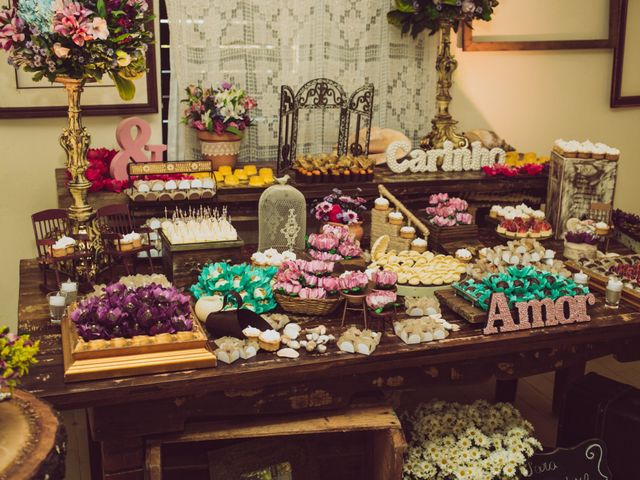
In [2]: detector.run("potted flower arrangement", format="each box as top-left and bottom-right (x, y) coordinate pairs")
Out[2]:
(312, 188), (367, 241)
(181, 83), (258, 170)
(403, 399), (542, 480)
(0, 326), (39, 401)
(273, 260), (343, 316)
(423, 193), (478, 250)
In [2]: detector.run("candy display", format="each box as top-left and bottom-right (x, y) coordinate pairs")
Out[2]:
(190, 262), (278, 314)
(468, 239), (569, 281)
(369, 241), (466, 286)
(274, 259), (337, 300)
(454, 265), (590, 312)
(70, 282), (194, 342)
(307, 224), (363, 262)
(161, 207), (238, 244)
(130, 177), (215, 202)
(424, 193), (472, 227)
(337, 327), (381, 355)
(294, 153), (375, 183)
(393, 313), (459, 345)
(577, 255), (640, 293)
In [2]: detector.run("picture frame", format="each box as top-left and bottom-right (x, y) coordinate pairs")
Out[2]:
(462, 0), (619, 52)
(611, 0), (640, 107)
(0, 0), (158, 118)
(207, 438), (320, 480)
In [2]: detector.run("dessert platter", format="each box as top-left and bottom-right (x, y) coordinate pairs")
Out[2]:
(293, 153), (375, 183)
(490, 203), (553, 239)
(212, 165), (275, 188)
(566, 254), (640, 308)
(160, 206), (241, 246)
(62, 275), (216, 381)
(128, 176), (216, 202)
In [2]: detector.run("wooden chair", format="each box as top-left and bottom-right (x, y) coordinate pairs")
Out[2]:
(95, 204), (154, 278)
(32, 209), (92, 292)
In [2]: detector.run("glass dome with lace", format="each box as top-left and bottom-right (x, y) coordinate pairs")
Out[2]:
(258, 177), (307, 252)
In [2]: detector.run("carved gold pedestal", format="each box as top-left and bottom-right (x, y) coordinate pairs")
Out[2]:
(421, 21), (469, 150)
(57, 76), (93, 224)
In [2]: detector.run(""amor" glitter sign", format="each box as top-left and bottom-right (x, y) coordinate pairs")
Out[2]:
(483, 292), (596, 336)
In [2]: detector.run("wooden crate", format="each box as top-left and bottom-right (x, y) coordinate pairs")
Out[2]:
(145, 405), (406, 480)
(546, 151), (618, 239)
(160, 232), (244, 291)
(435, 288), (487, 324)
(424, 221), (479, 254)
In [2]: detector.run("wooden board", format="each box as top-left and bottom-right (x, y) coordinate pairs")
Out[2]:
(61, 314), (216, 382)
(435, 288), (488, 324)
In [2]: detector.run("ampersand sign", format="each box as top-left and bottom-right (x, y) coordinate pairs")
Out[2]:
(109, 117), (168, 180)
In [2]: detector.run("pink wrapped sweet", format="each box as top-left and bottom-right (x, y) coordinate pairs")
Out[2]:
(299, 287), (327, 299)
(319, 276), (339, 293)
(308, 233), (340, 252)
(321, 223), (351, 241)
(302, 272), (319, 287)
(456, 212), (473, 225)
(373, 270), (397, 289)
(277, 282), (301, 296)
(366, 290), (397, 310)
(338, 271), (369, 292)
(309, 250), (343, 262)
(338, 242), (362, 258)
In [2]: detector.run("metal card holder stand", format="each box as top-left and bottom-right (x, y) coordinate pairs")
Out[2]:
(277, 78), (375, 174)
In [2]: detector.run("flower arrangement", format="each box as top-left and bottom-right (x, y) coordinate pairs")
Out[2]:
(338, 271), (369, 294)
(388, 0), (499, 38)
(181, 83), (257, 137)
(482, 163), (547, 178)
(366, 290), (399, 314)
(372, 270), (398, 291)
(0, 326), (39, 394)
(71, 282), (193, 342)
(425, 193), (472, 227)
(403, 399), (541, 480)
(190, 262), (278, 314)
(274, 260), (339, 299)
(312, 188), (367, 225)
(307, 224), (363, 262)
(0, 0), (154, 100)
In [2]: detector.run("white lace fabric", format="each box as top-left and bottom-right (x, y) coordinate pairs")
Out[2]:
(166, 0), (437, 162)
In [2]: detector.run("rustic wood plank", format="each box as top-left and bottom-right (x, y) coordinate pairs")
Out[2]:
(371, 428), (407, 480)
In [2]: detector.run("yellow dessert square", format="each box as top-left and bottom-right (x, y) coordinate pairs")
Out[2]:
(244, 165), (258, 176)
(218, 166), (233, 176)
(214, 171), (225, 182)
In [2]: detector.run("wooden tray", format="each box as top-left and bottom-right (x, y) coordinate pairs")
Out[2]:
(566, 256), (640, 309)
(435, 288), (487, 324)
(61, 313), (216, 382)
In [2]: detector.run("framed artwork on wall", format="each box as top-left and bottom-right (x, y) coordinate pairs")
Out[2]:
(462, 0), (619, 51)
(0, 0), (158, 118)
(611, 0), (640, 107)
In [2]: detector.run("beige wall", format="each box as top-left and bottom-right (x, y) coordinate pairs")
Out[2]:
(2, 8), (640, 333)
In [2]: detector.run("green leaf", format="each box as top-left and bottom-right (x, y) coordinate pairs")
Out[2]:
(387, 10), (408, 28)
(225, 126), (244, 138)
(111, 73), (136, 101)
(394, 0), (416, 13)
(96, 0), (106, 18)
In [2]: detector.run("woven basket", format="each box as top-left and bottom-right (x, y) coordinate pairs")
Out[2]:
(275, 293), (343, 316)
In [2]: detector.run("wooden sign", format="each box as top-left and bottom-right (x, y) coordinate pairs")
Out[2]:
(127, 160), (213, 178)
(483, 292), (596, 335)
(525, 439), (612, 480)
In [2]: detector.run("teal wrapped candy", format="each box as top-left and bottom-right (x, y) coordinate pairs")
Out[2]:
(190, 262), (278, 314)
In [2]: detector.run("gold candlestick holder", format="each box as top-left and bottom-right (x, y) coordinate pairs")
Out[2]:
(421, 20), (469, 150)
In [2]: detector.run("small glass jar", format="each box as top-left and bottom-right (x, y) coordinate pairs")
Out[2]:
(47, 292), (66, 325)
(605, 277), (623, 309)
(60, 279), (78, 306)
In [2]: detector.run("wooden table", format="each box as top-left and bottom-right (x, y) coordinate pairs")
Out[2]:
(18, 248), (640, 479)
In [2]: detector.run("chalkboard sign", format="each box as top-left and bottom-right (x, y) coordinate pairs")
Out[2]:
(525, 439), (612, 479)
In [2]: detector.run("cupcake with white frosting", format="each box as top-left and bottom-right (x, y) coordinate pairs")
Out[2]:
(595, 222), (610, 235)
(455, 248), (472, 263)
(605, 147), (620, 161)
(410, 237), (427, 253)
(400, 225), (416, 239)
(374, 195), (390, 211)
(388, 211), (404, 226)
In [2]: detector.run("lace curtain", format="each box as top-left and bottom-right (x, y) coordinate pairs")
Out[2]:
(165, 0), (437, 162)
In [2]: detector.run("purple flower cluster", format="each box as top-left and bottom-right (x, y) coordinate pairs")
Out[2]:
(71, 282), (193, 342)
(565, 231), (599, 245)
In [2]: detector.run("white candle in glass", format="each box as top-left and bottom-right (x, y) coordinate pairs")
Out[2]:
(60, 280), (78, 305)
(48, 293), (66, 325)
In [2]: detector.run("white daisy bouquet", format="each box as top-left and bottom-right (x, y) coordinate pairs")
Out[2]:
(403, 399), (541, 480)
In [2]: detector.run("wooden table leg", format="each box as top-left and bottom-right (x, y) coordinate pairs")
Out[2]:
(552, 362), (586, 415)
(495, 379), (518, 403)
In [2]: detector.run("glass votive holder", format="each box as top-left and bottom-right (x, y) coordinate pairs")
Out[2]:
(605, 277), (623, 309)
(60, 280), (78, 306)
(47, 292), (66, 325)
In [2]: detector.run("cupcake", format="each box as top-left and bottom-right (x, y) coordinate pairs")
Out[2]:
(52, 236), (75, 257)
(592, 145), (606, 160)
(388, 211), (404, 226)
(577, 144), (591, 159)
(605, 147), (620, 161)
(563, 141), (579, 158)
(490, 205), (501, 219)
(455, 248), (473, 263)
(400, 226), (416, 239)
(411, 237), (427, 253)
(374, 196), (390, 211)
(251, 252), (268, 267)
(595, 221), (610, 235)
(532, 210), (546, 221)
(118, 237), (134, 251)
(258, 329), (281, 352)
